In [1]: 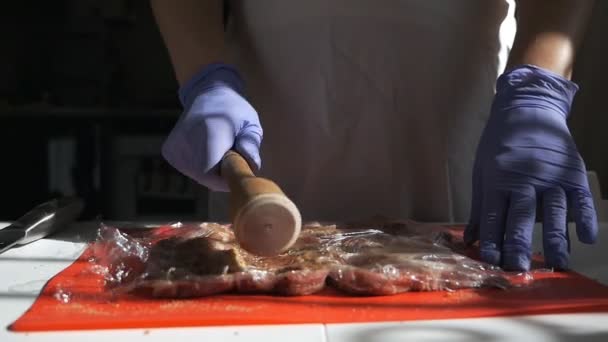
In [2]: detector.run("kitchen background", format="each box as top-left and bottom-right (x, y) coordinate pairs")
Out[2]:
(0, 0), (606, 222)
(0, 0), (207, 221)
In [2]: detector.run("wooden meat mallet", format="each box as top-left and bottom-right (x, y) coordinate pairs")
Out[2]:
(221, 150), (302, 256)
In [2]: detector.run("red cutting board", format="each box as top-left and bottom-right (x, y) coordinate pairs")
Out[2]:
(9, 227), (608, 332)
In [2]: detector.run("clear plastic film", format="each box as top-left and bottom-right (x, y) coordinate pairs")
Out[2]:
(86, 220), (541, 298)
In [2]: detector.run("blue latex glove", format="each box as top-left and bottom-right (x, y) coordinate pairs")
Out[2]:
(162, 63), (262, 192)
(465, 65), (598, 271)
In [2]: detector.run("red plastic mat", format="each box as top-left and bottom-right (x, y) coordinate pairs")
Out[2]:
(9, 227), (608, 332)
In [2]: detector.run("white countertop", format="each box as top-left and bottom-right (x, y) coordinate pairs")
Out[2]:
(1, 221), (607, 342)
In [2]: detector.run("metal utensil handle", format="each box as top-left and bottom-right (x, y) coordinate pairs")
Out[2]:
(18, 197), (84, 244)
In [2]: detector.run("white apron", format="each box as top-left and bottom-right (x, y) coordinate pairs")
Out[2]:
(210, 0), (517, 223)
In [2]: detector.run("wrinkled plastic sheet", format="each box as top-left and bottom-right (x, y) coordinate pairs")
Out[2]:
(87, 220), (536, 298)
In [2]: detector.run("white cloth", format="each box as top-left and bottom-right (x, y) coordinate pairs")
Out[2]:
(210, 0), (517, 223)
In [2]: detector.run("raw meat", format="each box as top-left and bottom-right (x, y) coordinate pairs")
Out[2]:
(90, 221), (513, 298)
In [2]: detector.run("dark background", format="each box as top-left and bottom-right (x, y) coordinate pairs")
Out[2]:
(0, 0), (208, 222)
(0, 0), (605, 222)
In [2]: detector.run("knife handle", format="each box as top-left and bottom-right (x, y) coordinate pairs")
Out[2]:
(0, 232), (21, 254)
(17, 197), (84, 244)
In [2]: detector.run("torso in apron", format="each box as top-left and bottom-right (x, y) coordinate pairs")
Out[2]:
(210, 0), (517, 222)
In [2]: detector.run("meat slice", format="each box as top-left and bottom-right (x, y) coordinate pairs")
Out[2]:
(128, 236), (242, 298)
(135, 276), (237, 298)
(232, 230), (335, 295)
(274, 269), (329, 295)
(116, 224), (337, 297)
(92, 221), (513, 298)
(328, 236), (511, 295)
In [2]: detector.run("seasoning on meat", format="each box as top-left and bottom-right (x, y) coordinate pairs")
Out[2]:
(90, 221), (516, 298)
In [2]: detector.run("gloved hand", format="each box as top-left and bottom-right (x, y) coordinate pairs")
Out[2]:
(162, 63), (263, 192)
(465, 64), (598, 271)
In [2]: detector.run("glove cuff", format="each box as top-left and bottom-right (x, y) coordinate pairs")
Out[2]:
(178, 63), (245, 108)
(495, 64), (579, 119)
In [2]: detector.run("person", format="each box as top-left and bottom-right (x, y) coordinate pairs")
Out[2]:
(150, 0), (598, 272)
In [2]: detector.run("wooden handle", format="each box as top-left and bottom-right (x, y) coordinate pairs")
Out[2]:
(221, 150), (301, 256)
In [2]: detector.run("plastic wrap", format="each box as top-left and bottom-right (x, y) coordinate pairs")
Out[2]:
(87, 221), (526, 298)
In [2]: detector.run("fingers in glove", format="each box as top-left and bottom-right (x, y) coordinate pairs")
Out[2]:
(465, 165), (483, 245)
(163, 114), (237, 192)
(569, 189), (598, 244)
(234, 124), (263, 171)
(479, 190), (509, 266)
(542, 187), (569, 270)
(204, 116), (238, 169)
(503, 185), (536, 271)
(197, 116), (235, 191)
